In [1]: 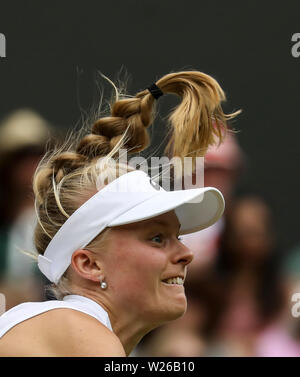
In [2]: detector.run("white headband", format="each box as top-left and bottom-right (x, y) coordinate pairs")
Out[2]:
(38, 170), (225, 283)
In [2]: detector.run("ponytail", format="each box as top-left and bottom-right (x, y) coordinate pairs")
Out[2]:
(33, 70), (240, 286)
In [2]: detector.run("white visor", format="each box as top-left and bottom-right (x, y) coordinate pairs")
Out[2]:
(38, 170), (225, 283)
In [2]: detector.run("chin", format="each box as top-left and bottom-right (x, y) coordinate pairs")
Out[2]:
(145, 291), (188, 325)
(161, 299), (187, 323)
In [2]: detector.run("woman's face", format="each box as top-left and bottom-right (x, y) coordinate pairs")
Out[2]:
(100, 211), (194, 325)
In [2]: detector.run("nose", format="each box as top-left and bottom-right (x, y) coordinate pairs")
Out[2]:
(174, 241), (194, 266)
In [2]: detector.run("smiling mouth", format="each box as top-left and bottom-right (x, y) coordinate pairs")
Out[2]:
(161, 277), (184, 286)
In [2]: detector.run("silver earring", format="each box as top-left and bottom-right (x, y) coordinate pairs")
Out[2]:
(100, 278), (107, 290)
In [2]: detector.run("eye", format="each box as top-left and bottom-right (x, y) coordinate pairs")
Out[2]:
(151, 234), (164, 244)
(150, 234), (182, 245)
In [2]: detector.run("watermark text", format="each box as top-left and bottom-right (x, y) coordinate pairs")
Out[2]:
(291, 33), (300, 58)
(0, 33), (6, 58)
(291, 292), (300, 318)
(95, 149), (204, 192)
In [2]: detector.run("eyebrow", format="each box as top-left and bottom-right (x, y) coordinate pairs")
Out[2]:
(149, 220), (181, 233)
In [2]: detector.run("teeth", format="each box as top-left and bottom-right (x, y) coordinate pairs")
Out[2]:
(164, 277), (184, 285)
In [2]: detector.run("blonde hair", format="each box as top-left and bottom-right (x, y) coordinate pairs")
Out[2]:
(33, 70), (240, 298)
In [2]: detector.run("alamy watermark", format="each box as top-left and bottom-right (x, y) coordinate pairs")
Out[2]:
(0, 293), (5, 315)
(291, 292), (300, 318)
(95, 149), (204, 192)
(291, 33), (300, 58)
(0, 33), (6, 58)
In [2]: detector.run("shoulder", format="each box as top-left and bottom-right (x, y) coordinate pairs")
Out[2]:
(44, 308), (126, 357)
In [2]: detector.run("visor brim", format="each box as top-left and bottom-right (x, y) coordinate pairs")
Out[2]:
(108, 187), (225, 234)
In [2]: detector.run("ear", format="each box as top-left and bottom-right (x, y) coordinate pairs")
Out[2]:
(71, 249), (102, 283)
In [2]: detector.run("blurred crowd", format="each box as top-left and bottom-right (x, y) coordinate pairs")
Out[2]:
(0, 109), (56, 309)
(0, 109), (299, 356)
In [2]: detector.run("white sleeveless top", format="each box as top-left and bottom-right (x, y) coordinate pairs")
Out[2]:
(0, 294), (113, 338)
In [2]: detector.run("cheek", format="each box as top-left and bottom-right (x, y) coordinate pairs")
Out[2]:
(107, 241), (166, 294)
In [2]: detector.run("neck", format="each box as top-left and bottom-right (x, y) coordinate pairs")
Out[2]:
(109, 313), (156, 356)
(70, 285), (157, 356)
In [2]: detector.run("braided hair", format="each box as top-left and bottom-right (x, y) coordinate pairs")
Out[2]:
(32, 70), (240, 296)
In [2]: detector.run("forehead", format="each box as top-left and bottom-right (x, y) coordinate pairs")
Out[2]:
(114, 210), (181, 232)
(143, 211), (181, 230)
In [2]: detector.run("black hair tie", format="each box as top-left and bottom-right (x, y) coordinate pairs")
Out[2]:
(147, 83), (164, 100)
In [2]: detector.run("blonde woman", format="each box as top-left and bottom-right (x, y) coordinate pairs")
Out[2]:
(0, 71), (239, 356)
